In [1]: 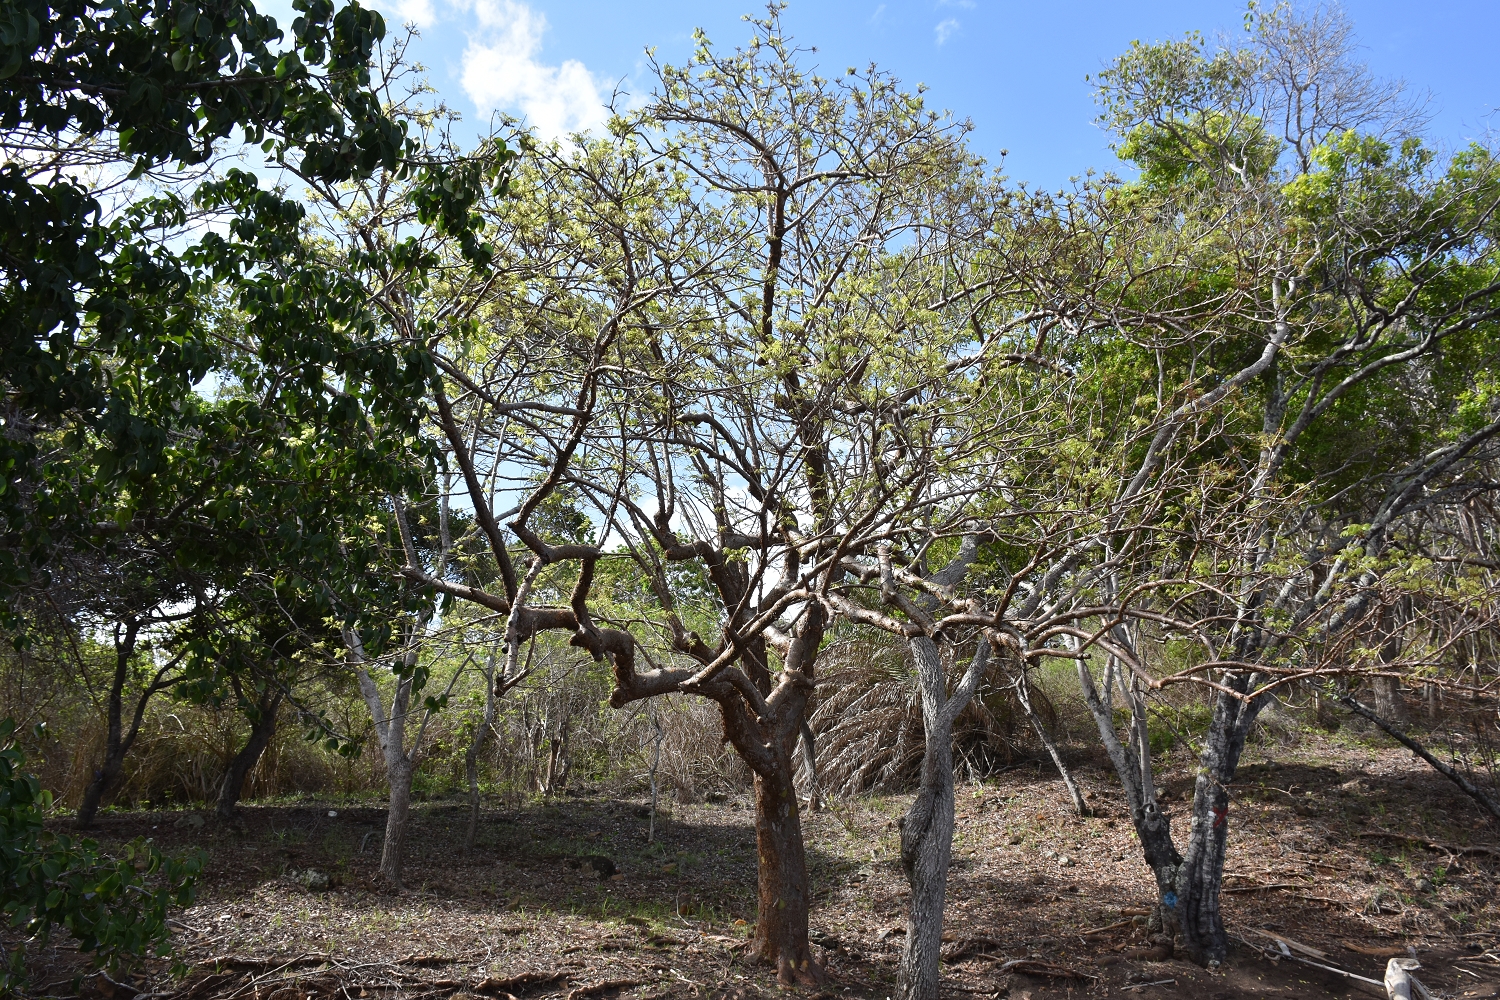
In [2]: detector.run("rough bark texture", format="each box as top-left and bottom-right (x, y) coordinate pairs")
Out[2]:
(898, 640), (956, 1000)
(798, 720), (820, 812)
(1176, 687), (1264, 965)
(750, 763), (816, 985)
(1370, 603), (1408, 723)
(732, 608), (826, 986)
(1075, 651), (1182, 940)
(1370, 676), (1406, 723)
(216, 689), (283, 819)
(381, 756), (415, 888)
(897, 636), (989, 1000)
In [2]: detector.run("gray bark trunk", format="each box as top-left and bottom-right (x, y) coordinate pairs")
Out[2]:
(1075, 649), (1182, 939)
(897, 636), (989, 1000)
(381, 755), (415, 888)
(1175, 686), (1264, 964)
(1370, 602), (1408, 722)
(898, 648), (956, 1000)
(1012, 666), (1088, 815)
(356, 640), (420, 891)
(798, 719), (820, 812)
(1371, 676), (1406, 723)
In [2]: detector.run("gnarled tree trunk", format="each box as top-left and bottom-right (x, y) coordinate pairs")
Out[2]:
(717, 608), (827, 987)
(78, 620), (177, 828)
(898, 649), (956, 1000)
(77, 752), (125, 830)
(216, 688), (283, 819)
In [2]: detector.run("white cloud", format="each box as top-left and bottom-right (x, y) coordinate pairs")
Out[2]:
(934, 17), (959, 44)
(382, 0), (435, 27)
(459, 0), (608, 140)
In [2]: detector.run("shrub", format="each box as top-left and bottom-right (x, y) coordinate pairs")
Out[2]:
(1, 719), (202, 989)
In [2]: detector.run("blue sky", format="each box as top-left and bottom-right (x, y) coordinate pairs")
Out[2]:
(294, 0), (1499, 188)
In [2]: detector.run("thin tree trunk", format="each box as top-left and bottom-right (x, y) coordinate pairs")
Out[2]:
(355, 642), (418, 891)
(1175, 686), (1264, 965)
(216, 689), (283, 819)
(464, 646), (499, 852)
(798, 719), (820, 812)
(1370, 602), (1408, 723)
(647, 703), (663, 843)
(1075, 650), (1182, 940)
(364, 490), (451, 888)
(77, 620), (140, 829)
(897, 636), (989, 1000)
(1013, 667), (1088, 816)
(76, 753), (124, 830)
(1370, 676), (1406, 723)
(1341, 694), (1500, 822)
(381, 755), (415, 888)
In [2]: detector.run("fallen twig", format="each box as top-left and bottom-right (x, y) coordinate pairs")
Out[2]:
(1243, 928), (1327, 960)
(995, 958), (1094, 981)
(566, 980), (641, 1000)
(1232, 933), (1386, 998)
(474, 971), (568, 993)
(1223, 882), (1315, 894)
(1355, 831), (1500, 858)
(1122, 979), (1176, 992)
(942, 935), (1007, 962)
(1079, 919), (1134, 936)
(1340, 940), (1407, 958)
(199, 953), (330, 971)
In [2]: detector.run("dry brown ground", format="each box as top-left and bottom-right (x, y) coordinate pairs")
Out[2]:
(21, 732), (1500, 999)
